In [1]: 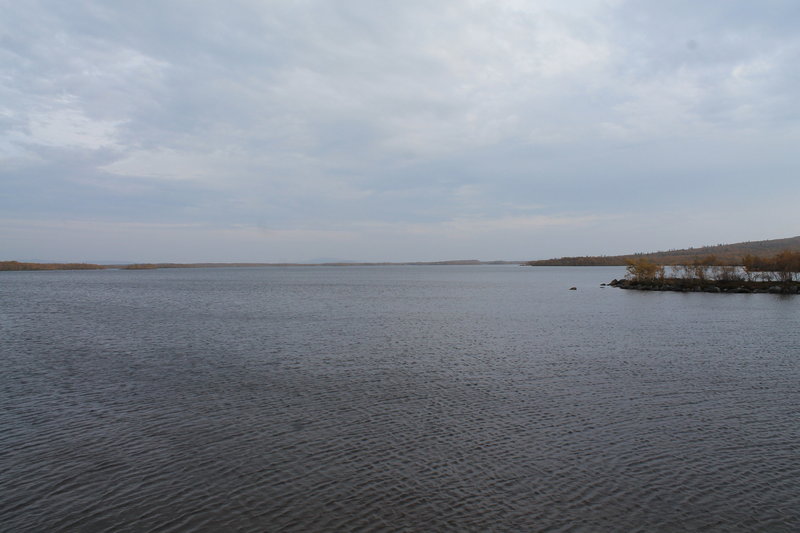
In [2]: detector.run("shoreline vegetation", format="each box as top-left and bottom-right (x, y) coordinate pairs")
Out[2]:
(524, 235), (800, 294)
(0, 261), (109, 271)
(608, 250), (800, 294)
(526, 235), (800, 267)
(0, 260), (521, 271)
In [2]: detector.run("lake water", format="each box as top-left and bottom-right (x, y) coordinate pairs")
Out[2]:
(1, 265), (799, 532)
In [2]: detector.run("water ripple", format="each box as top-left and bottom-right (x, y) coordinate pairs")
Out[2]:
(1, 266), (799, 531)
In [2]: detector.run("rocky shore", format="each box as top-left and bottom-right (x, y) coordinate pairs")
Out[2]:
(607, 278), (800, 294)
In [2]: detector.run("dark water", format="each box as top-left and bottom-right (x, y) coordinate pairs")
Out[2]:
(1, 265), (799, 532)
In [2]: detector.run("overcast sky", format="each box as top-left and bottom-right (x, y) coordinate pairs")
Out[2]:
(2, 1), (799, 262)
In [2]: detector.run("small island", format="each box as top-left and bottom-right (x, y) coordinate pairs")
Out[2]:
(608, 251), (800, 294)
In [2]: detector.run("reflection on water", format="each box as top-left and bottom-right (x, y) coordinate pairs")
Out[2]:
(1, 266), (799, 531)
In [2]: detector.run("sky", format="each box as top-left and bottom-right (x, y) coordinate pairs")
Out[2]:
(2, 0), (799, 263)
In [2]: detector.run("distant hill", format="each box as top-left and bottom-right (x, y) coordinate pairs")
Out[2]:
(527, 236), (800, 266)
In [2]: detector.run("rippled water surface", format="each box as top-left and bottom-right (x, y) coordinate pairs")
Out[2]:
(2, 266), (799, 532)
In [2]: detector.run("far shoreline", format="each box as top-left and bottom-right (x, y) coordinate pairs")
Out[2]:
(0, 260), (525, 271)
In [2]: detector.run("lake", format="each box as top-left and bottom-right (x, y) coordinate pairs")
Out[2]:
(1, 265), (798, 531)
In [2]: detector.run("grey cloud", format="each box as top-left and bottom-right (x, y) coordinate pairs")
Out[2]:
(1, 1), (799, 261)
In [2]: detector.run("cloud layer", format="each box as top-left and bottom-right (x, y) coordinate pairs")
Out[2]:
(2, 1), (799, 261)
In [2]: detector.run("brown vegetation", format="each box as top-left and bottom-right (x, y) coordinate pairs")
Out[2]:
(0, 261), (107, 271)
(527, 236), (800, 266)
(614, 250), (800, 293)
